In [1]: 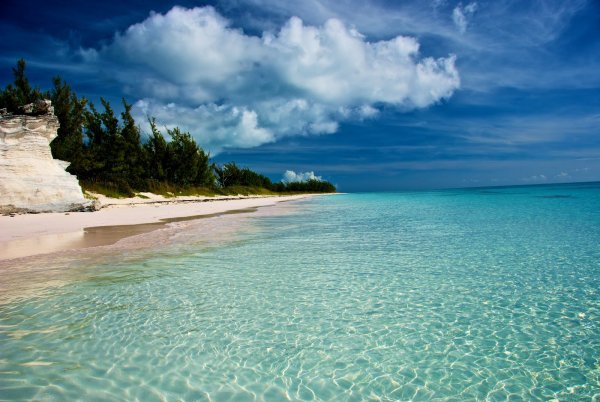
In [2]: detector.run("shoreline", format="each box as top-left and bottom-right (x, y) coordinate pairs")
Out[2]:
(0, 194), (317, 260)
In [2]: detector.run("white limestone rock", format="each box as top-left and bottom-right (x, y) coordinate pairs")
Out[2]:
(0, 101), (93, 213)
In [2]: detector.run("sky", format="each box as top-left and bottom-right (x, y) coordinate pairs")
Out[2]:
(1, 0), (599, 191)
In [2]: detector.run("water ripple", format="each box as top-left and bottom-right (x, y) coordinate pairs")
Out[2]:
(1, 188), (599, 400)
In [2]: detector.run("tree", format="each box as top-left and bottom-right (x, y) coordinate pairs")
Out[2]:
(49, 76), (88, 176)
(214, 162), (273, 188)
(120, 99), (145, 187)
(194, 149), (215, 188)
(144, 117), (169, 182)
(214, 162), (240, 188)
(99, 98), (127, 179)
(166, 127), (202, 186)
(0, 59), (43, 112)
(0, 58), (336, 196)
(82, 99), (126, 181)
(144, 122), (213, 188)
(80, 99), (134, 195)
(284, 178), (336, 193)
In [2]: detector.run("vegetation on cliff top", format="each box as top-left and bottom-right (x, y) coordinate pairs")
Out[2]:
(0, 59), (335, 197)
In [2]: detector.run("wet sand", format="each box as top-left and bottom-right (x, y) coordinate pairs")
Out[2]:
(0, 195), (313, 260)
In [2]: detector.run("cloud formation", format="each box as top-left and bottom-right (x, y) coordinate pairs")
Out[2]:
(522, 174), (547, 182)
(282, 170), (322, 183)
(452, 2), (477, 34)
(84, 6), (460, 152)
(220, 0), (596, 91)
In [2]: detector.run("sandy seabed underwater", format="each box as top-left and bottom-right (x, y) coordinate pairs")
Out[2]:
(1, 182), (599, 401)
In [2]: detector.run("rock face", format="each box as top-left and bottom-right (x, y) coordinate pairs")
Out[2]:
(0, 100), (91, 213)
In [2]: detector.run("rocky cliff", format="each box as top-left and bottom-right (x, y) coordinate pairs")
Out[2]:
(0, 100), (92, 213)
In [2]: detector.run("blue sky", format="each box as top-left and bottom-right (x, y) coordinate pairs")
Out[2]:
(1, 0), (599, 191)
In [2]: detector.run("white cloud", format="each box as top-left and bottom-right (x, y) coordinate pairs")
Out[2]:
(223, 0), (597, 92)
(262, 17), (458, 106)
(106, 7), (263, 90)
(282, 170), (323, 183)
(133, 100), (275, 150)
(87, 6), (460, 153)
(452, 2), (477, 34)
(133, 97), (343, 152)
(522, 174), (547, 182)
(432, 0), (447, 9)
(358, 105), (379, 118)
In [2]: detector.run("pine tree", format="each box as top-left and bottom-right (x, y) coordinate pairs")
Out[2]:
(99, 98), (127, 179)
(49, 76), (88, 176)
(144, 117), (169, 182)
(120, 99), (145, 187)
(166, 127), (201, 186)
(0, 59), (43, 112)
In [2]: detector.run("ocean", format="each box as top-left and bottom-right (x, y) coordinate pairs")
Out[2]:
(1, 182), (599, 400)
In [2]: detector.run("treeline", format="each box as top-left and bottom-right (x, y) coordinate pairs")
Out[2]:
(0, 60), (335, 196)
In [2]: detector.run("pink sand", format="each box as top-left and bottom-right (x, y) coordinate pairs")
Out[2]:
(0, 194), (313, 260)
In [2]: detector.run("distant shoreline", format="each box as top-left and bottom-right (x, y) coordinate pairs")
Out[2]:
(0, 194), (320, 260)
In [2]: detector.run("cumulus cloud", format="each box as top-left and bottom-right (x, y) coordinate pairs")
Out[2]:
(87, 6), (460, 153)
(452, 2), (477, 34)
(282, 170), (322, 183)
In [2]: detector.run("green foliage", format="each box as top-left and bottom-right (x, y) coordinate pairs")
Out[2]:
(165, 127), (205, 186)
(214, 162), (273, 188)
(219, 186), (278, 196)
(171, 186), (219, 197)
(283, 179), (337, 193)
(120, 99), (145, 187)
(49, 76), (88, 175)
(1, 59), (336, 197)
(0, 59), (43, 112)
(80, 100), (113, 180)
(212, 161), (336, 193)
(80, 179), (135, 198)
(144, 118), (169, 182)
(144, 120), (215, 188)
(79, 98), (148, 191)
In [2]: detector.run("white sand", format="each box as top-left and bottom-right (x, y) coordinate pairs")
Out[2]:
(0, 194), (314, 260)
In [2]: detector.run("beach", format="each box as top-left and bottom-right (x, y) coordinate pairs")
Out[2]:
(0, 193), (314, 260)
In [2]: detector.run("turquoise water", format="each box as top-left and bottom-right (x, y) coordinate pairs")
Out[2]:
(1, 182), (599, 401)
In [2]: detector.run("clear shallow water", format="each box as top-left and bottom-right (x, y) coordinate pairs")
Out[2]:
(1, 183), (599, 401)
